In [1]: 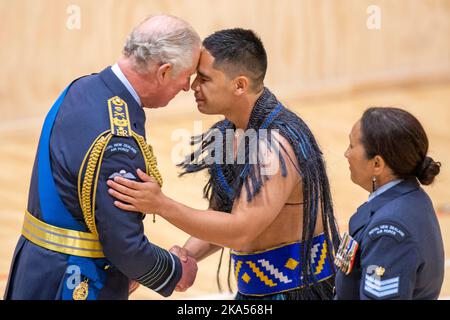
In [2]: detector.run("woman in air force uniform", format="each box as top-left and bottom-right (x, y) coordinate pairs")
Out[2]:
(334, 107), (444, 300)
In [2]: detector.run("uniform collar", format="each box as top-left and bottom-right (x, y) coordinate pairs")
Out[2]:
(111, 63), (142, 107)
(98, 66), (146, 134)
(367, 179), (403, 202)
(349, 178), (420, 236)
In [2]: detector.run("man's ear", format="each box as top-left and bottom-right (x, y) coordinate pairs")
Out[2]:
(233, 76), (250, 95)
(156, 63), (172, 84)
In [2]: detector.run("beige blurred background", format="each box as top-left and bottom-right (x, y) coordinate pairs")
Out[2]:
(0, 0), (449, 299)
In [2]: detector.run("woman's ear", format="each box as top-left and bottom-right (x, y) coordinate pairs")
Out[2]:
(233, 76), (249, 95)
(156, 63), (172, 84)
(372, 155), (386, 176)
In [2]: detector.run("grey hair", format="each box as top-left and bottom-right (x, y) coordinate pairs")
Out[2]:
(123, 15), (200, 75)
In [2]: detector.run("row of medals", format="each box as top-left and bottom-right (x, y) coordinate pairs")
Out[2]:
(334, 232), (359, 275)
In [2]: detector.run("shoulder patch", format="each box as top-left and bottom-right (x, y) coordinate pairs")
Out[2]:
(108, 96), (132, 137)
(367, 221), (409, 242)
(108, 170), (137, 180)
(104, 142), (138, 159)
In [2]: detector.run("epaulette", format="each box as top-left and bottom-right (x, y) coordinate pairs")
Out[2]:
(108, 96), (133, 137)
(77, 96), (163, 234)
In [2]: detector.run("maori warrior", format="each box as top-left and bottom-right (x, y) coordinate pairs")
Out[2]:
(180, 87), (340, 299)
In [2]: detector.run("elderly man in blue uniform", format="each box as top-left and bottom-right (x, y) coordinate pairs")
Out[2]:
(4, 14), (201, 300)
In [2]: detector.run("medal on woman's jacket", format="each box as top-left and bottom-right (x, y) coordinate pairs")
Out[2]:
(335, 232), (359, 274)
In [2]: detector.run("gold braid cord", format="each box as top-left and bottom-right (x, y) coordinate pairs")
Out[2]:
(79, 131), (163, 235)
(78, 96), (163, 235)
(133, 132), (163, 187)
(80, 132), (112, 234)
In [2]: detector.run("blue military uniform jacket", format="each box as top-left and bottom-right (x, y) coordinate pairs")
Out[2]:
(4, 67), (182, 300)
(335, 178), (445, 299)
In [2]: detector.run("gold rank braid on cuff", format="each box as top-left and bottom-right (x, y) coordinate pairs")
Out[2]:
(78, 130), (163, 235)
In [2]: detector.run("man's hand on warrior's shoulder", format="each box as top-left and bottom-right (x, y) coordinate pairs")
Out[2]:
(107, 168), (166, 215)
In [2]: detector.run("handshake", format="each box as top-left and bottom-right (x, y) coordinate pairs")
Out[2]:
(128, 245), (198, 296)
(170, 245), (198, 292)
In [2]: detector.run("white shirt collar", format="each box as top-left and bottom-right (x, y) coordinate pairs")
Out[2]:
(111, 63), (142, 107)
(368, 179), (403, 202)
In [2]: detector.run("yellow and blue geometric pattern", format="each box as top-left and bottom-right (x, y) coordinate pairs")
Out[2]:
(231, 233), (333, 296)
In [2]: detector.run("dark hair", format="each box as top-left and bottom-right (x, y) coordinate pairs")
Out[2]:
(203, 28), (267, 91)
(360, 107), (441, 185)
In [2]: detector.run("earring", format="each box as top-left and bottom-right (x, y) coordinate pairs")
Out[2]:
(372, 176), (377, 193)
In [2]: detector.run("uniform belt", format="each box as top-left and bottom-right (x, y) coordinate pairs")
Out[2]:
(21, 210), (105, 258)
(231, 233), (334, 296)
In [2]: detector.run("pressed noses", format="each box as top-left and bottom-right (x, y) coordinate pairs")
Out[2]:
(182, 78), (190, 92)
(191, 76), (200, 91)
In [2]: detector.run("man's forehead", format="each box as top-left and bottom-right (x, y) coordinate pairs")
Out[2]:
(196, 49), (219, 76)
(199, 49), (214, 66)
